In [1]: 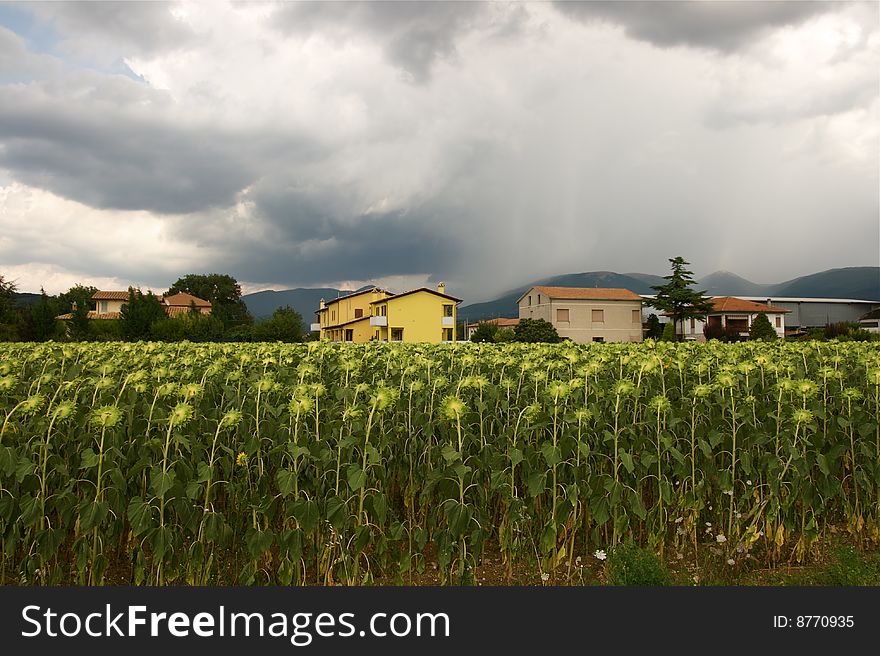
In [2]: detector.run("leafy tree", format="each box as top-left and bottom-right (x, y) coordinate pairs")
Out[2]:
(660, 322), (675, 342)
(251, 306), (304, 342)
(470, 321), (498, 343)
(648, 257), (714, 341)
(0, 274), (16, 325)
(166, 273), (252, 326)
(31, 289), (59, 341)
(120, 288), (165, 340)
(494, 327), (515, 342)
(749, 313), (777, 341)
(513, 318), (560, 343)
(58, 284), (98, 339)
(645, 313), (663, 339)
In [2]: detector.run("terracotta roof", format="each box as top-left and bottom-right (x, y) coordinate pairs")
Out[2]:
(164, 305), (198, 317)
(56, 311), (121, 320)
(467, 317), (520, 328)
(370, 287), (462, 304)
(324, 287), (390, 307)
(92, 291), (130, 301)
(519, 286), (642, 302)
(709, 297), (790, 314)
(162, 292), (211, 308)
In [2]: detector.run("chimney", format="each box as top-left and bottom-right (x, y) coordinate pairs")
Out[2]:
(437, 282), (446, 295)
(319, 298), (325, 309)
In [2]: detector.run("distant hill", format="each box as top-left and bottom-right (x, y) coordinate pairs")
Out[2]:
(696, 271), (776, 297)
(773, 267), (880, 300)
(243, 288), (345, 325)
(12, 292), (42, 307)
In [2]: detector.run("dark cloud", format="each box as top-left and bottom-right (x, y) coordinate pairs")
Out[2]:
(177, 199), (462, 287)
(554, 1), (835, 52)
(271, 1), (492, 82)
(0, 75), (314, 214)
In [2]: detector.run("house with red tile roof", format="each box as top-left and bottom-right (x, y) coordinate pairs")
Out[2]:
(517, 286), (643, 343)
(57, 290), (212, 320)
(674, 296), (790, 340)
(464, 317), (520, 340)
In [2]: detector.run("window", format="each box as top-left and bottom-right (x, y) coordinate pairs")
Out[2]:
(528, 295), (532, 306)
(775, 316), (781, 328)
(443, 304), (453, 317)
(345, 329), (354, 342)
(537, 294), (541, 304)
(593, 336), (605, 343)
(556, 308), (569, 322)
(379, 305), (387, 316)
(633, 309), (641, 324)
(592, 309), (604, 323)
(100, 301), (108, 313)
(442, 328), (453, 341)
(690, 318), (695, 331)
(331, 310), (336, 322)
(354, 308), (363, 318)
(391, 328), (403, 341)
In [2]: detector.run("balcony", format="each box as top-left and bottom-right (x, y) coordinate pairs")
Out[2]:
(310, 323), (321, 332)
(370, 316), (388, 327)
(441, 316), (455, 327)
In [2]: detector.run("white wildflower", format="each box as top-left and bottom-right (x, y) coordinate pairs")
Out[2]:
(594, 549), (607, 561)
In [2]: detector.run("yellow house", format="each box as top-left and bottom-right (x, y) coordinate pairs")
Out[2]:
(315, 283), (460, 343)
(315, 287), (392, 342)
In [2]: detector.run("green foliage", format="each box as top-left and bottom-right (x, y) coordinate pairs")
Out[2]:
(151, 313), (225, 342)
(645, 313), (663, 339)
(58, 285), (98, 340)
(88, 319), (124, 341)
(649, 257), (714, 341)
(251, 306), (304, 342)
(513, 318), (560, 343)
(470, 321), (498, 343)
(749, 313), (777, 341)
(606, 542), (672, 586)
(120, 288), (165, 340)
(166, 273), (252, 327)
(494, 327), (515, 343)
(660, 322), (675, 342)
(0, 274), (16, 328)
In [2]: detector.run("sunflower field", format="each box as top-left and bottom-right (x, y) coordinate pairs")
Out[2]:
(1, 340), (878, 585)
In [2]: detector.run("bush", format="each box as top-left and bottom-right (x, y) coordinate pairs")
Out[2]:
(88, 319), (123, 341)
(513, 318), (560, 343)
(645, 314), (663, 339)
(749, 312), (777, 341)
(151, 313), (225, 342)
(660, 322), (675, 342)
(494, 327), (515, 342)
(606, 542), (672, 586)
(251, 306), (304, 342)
(470, 321), (497, 343)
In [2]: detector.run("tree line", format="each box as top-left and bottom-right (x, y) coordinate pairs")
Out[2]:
(0, 273), (307, 343)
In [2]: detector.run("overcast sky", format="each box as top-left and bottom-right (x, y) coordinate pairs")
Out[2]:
(1, 1), (877, 301)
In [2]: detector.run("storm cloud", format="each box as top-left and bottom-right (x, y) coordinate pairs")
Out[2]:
(553, 1), (836, 52)
(0, 1), (877, 300)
